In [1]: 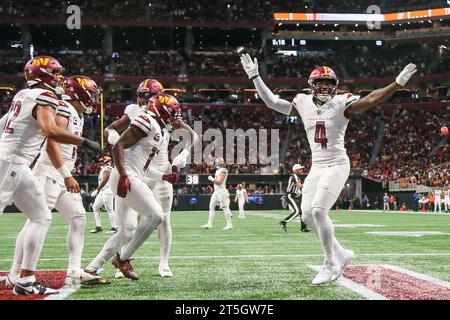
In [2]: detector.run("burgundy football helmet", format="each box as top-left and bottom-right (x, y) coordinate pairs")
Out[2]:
(137, 79), (163, 105)
(147, 93), (182, 131)
(308, 66), (339, 103)
(24, 55), (64, 91)
(63, 76), (100, 114)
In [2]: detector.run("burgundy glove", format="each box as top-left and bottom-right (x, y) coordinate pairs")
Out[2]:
(117, 174), (131, 198)
(163, 173), (180, 185)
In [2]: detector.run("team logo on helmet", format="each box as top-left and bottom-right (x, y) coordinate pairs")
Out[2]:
(24, 55), (64, 91)
(63, 76), (100, 114)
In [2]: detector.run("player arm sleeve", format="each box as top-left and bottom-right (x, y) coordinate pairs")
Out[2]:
(36, 91), (59, 110)
(130, 114), (152, 136)
(253, 77), (292, 115)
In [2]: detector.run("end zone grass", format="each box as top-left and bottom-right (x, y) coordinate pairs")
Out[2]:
(1, 210), (449, 299)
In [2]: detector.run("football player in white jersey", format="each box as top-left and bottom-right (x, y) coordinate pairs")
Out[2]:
(201, 157), (233, 230)
(444, 188), (450, 213)
(234, 184), (248, 218)
(90, 156), (118, 234)
(241, 52), (417, 285)
(0, 57), (102, 295)
(85, 87), (198, 278)
(434, 188), (443, 213)
(87, 94), (181, 281)
(30, 75), (101, 286)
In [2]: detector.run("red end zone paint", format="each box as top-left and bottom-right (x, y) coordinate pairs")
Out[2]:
(0, 270), (66, 300)
(343, 266), (450, 300)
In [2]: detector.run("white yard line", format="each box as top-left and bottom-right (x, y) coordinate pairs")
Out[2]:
(308, 265), (388, 300)
(2, 252), (450, 263)
(45, 286), (79, 300)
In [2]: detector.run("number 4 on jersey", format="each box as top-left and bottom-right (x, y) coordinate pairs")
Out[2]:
(314, 121), (328, 149)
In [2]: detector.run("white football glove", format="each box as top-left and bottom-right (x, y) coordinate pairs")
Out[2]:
(207, 176), (215, 182)
(172, 149), (190, 169)
(395, 63), (417, 86)
(90, 189), (99, 197)
(106, 129), (120, 146)
(240, 53), (259, 79)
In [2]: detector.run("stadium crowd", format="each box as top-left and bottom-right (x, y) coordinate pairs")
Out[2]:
(1, 0), (446, 21)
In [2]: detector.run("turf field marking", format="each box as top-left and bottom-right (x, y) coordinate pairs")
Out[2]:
(342, 265), (450, 300)
(308, 265), (388, 300)
(366, 231), (450, 237)
(44, 286), (79, 300)
(334, 224), (385, 228)
(2, 252), (450, 263)
(381, 265), (450, 289)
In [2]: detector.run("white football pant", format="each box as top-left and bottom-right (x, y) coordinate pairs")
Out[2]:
(92, 191), (117, 229)
(206, 192), (232, 227)
(434, 198), (442, 213)
(300, 162), (351, 266)
(0, 159), (51, 274)
(238, 199), (246, 218)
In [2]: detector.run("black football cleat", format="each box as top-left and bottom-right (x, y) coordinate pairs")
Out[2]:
(90, 226), (103, 234)
(279, 221), (287, 232)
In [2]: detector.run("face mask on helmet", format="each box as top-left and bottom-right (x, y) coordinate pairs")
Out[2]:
(63, 76), (100, 114)
(311, 79), (337, 103)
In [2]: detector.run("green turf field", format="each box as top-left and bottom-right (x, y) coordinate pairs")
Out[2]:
(1, 210), (449, 299)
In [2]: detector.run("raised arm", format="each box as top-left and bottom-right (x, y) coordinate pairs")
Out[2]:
(240, 53), (292, 115)
(346, 63), (417, 116)
(171, 121), (200, 169)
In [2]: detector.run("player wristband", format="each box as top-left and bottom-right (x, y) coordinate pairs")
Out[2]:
(57, 165), (72, 179)
(250, 74), (260, 81)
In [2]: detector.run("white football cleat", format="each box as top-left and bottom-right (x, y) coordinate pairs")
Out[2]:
(334, 249), (355, 280)
(159, 266), (173, 277)
(115, 270), (125, 279)
(312, 262), (340, 285)
(222, 225), (233, 231)
(200, 224), (212, 229)
(14, 281), (59, 295)
(65, 269), (101, 287)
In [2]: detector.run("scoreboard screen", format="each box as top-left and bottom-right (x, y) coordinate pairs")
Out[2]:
(186, 174), (199, 185)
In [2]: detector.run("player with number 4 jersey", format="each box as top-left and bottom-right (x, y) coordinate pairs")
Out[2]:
(240, 51), (417, 285)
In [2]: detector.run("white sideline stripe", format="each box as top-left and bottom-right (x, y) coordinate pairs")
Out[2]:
(308, 265), (388, 300)
(45, 286), (79, 300)
(2, 252), (450, 263)
(380, 264), (450, 289)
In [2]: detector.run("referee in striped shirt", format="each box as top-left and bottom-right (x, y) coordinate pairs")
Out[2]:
(279, 164), (310, 232)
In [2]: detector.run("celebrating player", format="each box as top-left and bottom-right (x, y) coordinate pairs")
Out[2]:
(241, 52), (417, 285)
(0, 57), (102, 295)
(31, 75), (102, 286)
(90, 156), (118, 234)
(234, 184), (248, 219)
(201, 157), (233, 230)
